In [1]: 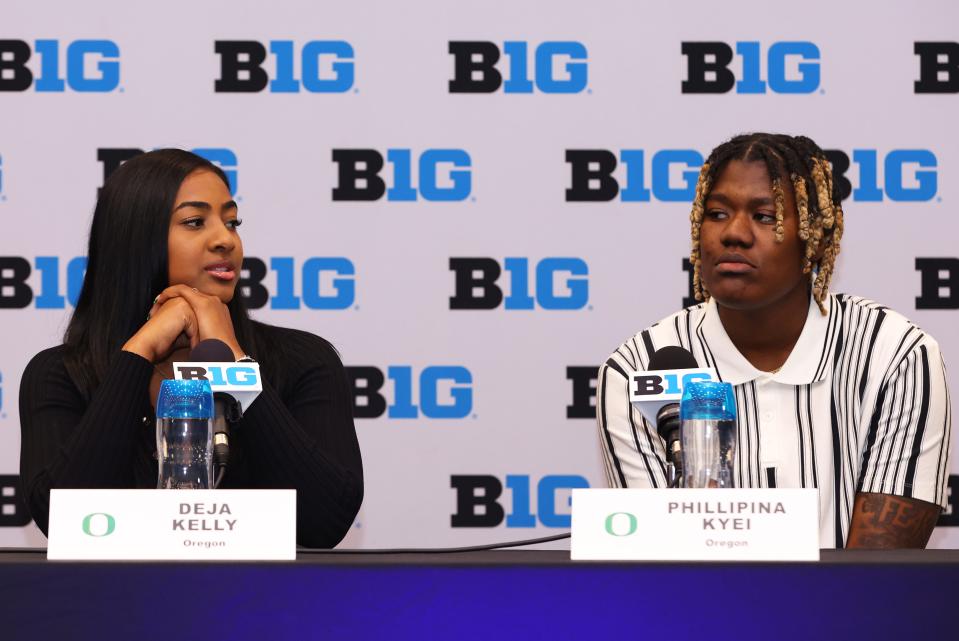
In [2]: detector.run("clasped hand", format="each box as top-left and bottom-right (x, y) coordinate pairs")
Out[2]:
(122, 285), (243, 363)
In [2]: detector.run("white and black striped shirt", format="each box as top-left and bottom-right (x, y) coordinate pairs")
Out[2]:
(597, 293), (951, 548)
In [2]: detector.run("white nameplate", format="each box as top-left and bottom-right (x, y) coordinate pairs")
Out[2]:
(629, 368), (718, 424)
(571, 488), (819, 561)
(173, 361), (262, 414)
(47, 489), (296, 561)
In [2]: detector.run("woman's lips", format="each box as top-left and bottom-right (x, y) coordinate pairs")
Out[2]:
(205, 267), (236, 281)
(715, 261), (754, 274)
(712, 253), (756, 275)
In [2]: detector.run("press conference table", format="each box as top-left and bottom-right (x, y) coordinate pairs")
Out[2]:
(1, 549), (958, 640)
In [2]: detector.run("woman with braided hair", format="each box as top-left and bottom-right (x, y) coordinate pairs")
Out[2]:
(597, 132), (950, 549)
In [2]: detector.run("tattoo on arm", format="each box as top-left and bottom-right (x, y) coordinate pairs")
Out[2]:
(846, 492), (940, 549)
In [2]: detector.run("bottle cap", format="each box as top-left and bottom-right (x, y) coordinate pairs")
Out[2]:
(680, 381), (736, 421)
(156, 379), (214, 419)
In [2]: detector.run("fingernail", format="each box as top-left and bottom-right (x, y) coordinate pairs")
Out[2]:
(152, 296), (158, 304)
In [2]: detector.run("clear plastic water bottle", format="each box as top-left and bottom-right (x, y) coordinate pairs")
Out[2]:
(679, 381), (737, 488)
(156, 379), (214, 490)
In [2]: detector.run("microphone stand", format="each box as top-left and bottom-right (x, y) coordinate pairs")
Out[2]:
(667, 461), (683, 488)
(212, 393), (243, 489)
(657, 403), (684, 488)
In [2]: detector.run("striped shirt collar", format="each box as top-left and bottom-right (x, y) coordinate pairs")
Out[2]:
(700, 293), (835, 386)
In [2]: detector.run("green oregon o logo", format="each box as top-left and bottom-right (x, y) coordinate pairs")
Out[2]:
(604, 512), (637, 537)
(82, 513), (116, 537)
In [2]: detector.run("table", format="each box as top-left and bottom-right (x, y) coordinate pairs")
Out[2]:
(1, 549), (957, 640)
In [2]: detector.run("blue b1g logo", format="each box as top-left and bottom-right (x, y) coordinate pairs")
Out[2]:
(214, 40), (354, 93)
(98, 148), (238, 196)
(0, 256), (86, 309)
(682, 41), (820, 94)
(449, 257), (589, 310)
(448, 41), (588, 93)
(0, 39), (120, 92)
(630, 370), (716, 401)
(175, 364), (259, 386)
(566, 149), (703, 202)
(332, 149), (472, 202)
(347, 365), (473, 419)
(241, 257), (355, 310)
(0, 255), (356, 311)
(825, 149), (938, 202)
(566, 148), (938, 203)
(451, 474), (590, 528)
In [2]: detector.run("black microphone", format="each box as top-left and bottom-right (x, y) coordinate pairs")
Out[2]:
(647, 346), (699, 487)
(188, 339), (241, 488)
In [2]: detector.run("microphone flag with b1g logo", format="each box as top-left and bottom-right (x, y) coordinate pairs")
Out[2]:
(629, 368), (718, 425)
(172, 362), (263, 414)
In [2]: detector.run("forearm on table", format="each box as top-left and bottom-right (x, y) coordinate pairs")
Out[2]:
(846, 492), (940, 549)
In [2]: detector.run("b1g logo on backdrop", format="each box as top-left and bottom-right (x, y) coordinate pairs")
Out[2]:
(98, 148), (238, 196)
(0, 256), (87, 309)
(214, 40), (354, 93)
(916, 258), (959, 309)
(567, 366), (598, 419)
(566, 148), (938, 203)
(346, 366), (473, 419)
(0, 39), (120, 92)
(566, 149), (704, 202)
(824, 149), (938, 202)
(915, 42), (959, 93)
(0, 255), (355, 310)
(448, 41), (588, 93)
(681, 41), (820, 94)
(332, 149), (472, 202)
(451, 474), (590, 528)
(0, 475), (31, 527)
(938, 475), (959, 526)
(449, 257), (589, 310)
(240, 257), (355, 310)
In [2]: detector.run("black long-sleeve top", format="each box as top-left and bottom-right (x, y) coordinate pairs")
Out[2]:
(18, 322), (363, 548)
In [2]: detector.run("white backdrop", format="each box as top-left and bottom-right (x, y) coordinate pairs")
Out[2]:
(1, 0), (957, 548)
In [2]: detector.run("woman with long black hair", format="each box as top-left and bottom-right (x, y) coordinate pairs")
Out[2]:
(19, 149), (363, 548)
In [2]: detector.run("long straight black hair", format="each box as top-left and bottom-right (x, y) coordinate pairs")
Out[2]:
(64, 149), (258, 397)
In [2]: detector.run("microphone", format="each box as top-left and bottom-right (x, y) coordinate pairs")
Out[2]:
(646, 346), (699, 487)
(188, 339), (241, 488)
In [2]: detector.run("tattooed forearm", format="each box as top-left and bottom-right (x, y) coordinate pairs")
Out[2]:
(846, 493), (940, 549)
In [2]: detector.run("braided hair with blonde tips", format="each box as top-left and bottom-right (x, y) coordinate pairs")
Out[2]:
(688, 133), (844, 314)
